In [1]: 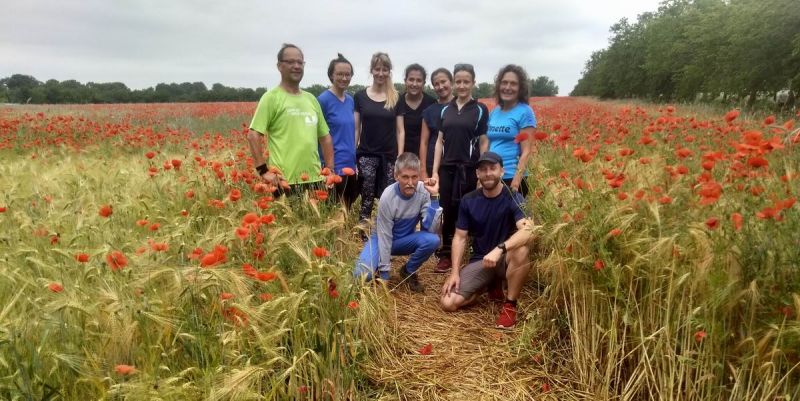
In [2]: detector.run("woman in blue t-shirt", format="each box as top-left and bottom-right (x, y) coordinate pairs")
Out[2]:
(420, 68), (454, 179)
(487, 64), (536, 197)
(318, 53), (357, 208)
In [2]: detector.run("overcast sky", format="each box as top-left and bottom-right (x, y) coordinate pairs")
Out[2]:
(2, 0), (662, 96)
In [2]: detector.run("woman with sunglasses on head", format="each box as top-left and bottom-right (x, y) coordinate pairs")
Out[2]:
(354, 52), (401, 225)
(487, 64), (536, 197)
(430, 63), (489, 273)
(419, 68), (454, 179)
(318, 53), (358, 208)
(396, 64), (436, 160)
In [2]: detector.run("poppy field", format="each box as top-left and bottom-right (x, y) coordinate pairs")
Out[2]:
(0, 99), (798, 400)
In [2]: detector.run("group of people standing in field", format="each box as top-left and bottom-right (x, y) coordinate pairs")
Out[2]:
(246, 43), (537, 329)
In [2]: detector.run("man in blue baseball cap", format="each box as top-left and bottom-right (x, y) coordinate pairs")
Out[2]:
(439, 151), (536, 329)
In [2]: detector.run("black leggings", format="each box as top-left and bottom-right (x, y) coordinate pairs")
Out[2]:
(438, 164), (477, 258)
(357, 155), (395, 221)
(335, 174), (359, 210)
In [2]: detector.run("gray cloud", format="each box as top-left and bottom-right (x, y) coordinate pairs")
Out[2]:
(1, 0), (660, 95)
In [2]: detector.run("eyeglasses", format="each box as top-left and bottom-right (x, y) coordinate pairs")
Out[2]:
(280, 59), (305, 66)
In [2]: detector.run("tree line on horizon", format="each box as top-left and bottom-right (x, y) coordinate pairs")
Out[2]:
(571, 0), (800, 105)
(0, 73), (558, 105)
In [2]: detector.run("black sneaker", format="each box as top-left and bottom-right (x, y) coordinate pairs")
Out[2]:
(400, 266), (424, 293)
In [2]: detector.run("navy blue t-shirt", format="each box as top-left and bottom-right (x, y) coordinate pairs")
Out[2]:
(439, 99), (489, 166)
(422, 102), (447, 172)
(456, 187), (526, 261)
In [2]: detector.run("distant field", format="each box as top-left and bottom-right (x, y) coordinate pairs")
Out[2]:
(0, 99), (797, 400)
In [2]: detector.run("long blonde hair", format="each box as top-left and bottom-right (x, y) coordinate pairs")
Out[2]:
(370, 52), (398, 110)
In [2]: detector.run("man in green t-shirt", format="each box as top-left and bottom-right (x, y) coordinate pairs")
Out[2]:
(247, 43), (335, 192)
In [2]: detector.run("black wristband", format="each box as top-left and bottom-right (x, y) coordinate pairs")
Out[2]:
(256, 164), (268, 175)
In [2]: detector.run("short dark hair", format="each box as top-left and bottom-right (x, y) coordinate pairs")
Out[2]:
(327, 53), (353, 83)
(494, 64), (529, 107)
(404, 63), (427, 81)
(277, 43), (303, 62)
(453, 63), (475, 81)
(430, 68), (453, 85)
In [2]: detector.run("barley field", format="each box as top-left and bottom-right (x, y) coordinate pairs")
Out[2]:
(0, 99), (797, 400)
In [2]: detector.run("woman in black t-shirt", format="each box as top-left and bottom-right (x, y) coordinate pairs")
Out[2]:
(396, 63), (436, 158)
(430, 63), (489, 273)
(354, 52), (401, 223)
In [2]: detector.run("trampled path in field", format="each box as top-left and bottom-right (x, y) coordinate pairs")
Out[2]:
(363, 257), (552, 401)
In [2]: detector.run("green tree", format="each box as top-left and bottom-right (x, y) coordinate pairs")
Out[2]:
(530, 76), (559, 96)
(5, 74), (41, 103)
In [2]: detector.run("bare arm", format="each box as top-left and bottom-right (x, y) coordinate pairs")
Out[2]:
(396, 115), (405, 155)
(511, 127), (534, 191)
(479, 134), (489, 153)
(482, 218), (535, 268)
(431, 131), (444, 181)
(419, 119), (430, 179)
(247, 129), (278, 185)
(318, 134), (335, 172)
(354, 111), (361, 148)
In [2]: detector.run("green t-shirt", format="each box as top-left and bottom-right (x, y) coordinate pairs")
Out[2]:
(249, 87), (330, 184)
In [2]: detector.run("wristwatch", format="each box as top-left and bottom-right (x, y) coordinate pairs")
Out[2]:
(497, 242), (507, 254)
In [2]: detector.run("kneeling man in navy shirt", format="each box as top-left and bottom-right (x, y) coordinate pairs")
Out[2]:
(440, 151), (535, 329)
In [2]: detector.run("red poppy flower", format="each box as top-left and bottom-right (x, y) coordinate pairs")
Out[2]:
(106, 251), (128, 271)
(115, 364), (136, 375)
(341, 167), (356, 176)
(75, 253), (90, 263)
(594, 259), (605, 271)
(314, 190), (329, 201)
(747, 157), (768, 168)
(608, 228), (622, 237)
(98, 204), (113, 217)
(724, 109), (739, 123)
(731, 213), (743, 231)
(763, 115), (775, 125)
(694, 330), (707, 343)
(235, 227), (249, 240)
(229, 189), (242, 202)
(705, 217), (719, 230)
(136, 219), (148, 227)
(0, 206), (6, 213)
(259, 293), (273, 302)
(300, 172), (310, 182)
(313, 246), (330, 258)
(533, 131), (549, 141)
(185, 190), (195, 199)
(148, 223), (160, 231)
(419, 343), (433, 355)
(242, 212), (259, 225)
(145, 151), (156, 159)
(347, 300), (359, 309)
(48, 282), (64, 293)
(171, 159), (182, 169)
(256, 271), (277, 282)
(220, 292), (235, 300)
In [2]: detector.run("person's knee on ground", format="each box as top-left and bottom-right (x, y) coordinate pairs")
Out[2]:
(440, 291), (475, 312)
